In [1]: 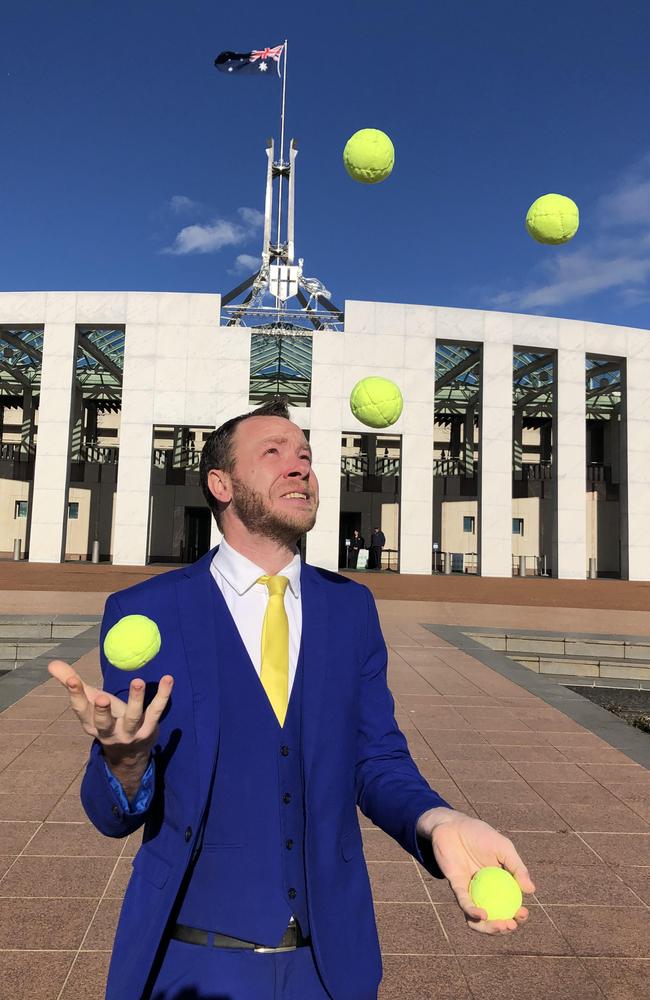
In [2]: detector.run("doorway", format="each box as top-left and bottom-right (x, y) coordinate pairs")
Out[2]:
(339, 511), (362, 569)
(183, 507), (212, 564)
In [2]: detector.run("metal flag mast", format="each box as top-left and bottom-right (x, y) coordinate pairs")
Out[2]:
(221, 39), (343, 333)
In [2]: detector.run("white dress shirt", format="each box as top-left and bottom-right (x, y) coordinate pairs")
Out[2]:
(209, 537), (303, 697)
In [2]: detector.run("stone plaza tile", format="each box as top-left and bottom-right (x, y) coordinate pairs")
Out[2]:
(0, 855), (116, 898)
(105, 857), (133, 898)
(490, 744), (567, 762)
(379, 955), (471, 999)
(614, 866), (650, 904)
(0, 821), (40, 854)
(59, 952), (112, 1000)
(506, 830), (603, 867)
(548, 802), (650, 834)
(472, 801), (568, 833)
(429, 744), (510, 763)
(558, 745), (642, 765)
(46, 793), (90, 823)
(528, 780), (624, 807)
(0, 791), (65, 822)
(437, 903), (572, 956)
(509, 761), (595, 783)
(458, 956), (603, 1000)
(579, 832), (650, 866)
(374, 901), (451, 955)
(580, 959), (650, 1000)
(438, 759), (521, 783)
(0, 950), (75, 1000)
(531, 864), (642, 905)
(367, 861), (430, 902)
(362, 828), (412, 862)
(0, 897), (98, 949)
(453, 779), (544, 806)
(577, 763), (650, 788)
(547, 905), (650, 958)
(23, 821), (124, 858)
(82, 898), (122, 950)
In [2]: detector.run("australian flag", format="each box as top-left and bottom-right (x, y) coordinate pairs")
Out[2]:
(215, 45), (284, 77)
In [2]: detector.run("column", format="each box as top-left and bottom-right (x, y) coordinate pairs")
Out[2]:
(479, 342), (512, 577)
(622, 350), (650, 579)
(464, 404), (475, 477)
(304, 427), (341, 572)
(20, 388), (34, 456)
(29, 323), (76, 562)
(512, 407), (523, 475)
(555, 346), (587, 578)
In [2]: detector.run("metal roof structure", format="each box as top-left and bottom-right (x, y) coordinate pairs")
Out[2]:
(75, 328), (123, 408)
(434, 344), (623, 422)
(0, 327), (44, 401)
(249, 328), (312, 405)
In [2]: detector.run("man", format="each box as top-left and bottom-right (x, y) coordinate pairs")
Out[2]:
(368, 526), (385, 571)
(49, 398), (534, 1000)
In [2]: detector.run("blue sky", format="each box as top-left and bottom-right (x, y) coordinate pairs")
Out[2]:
(3, 1), (650, 328)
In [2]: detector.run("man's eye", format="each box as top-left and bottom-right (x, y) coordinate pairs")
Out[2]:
(264, 447), (278, 455)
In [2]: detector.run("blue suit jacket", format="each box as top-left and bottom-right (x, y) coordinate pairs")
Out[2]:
(81, 547), (449, 1000)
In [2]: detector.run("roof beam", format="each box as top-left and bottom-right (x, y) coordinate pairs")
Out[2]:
(76, 332), (123, 384)
(0, 329), (42, 364)
(435, 349), (480, 390)
(0, 359), (32, 389)
(513, 352), (554, 383)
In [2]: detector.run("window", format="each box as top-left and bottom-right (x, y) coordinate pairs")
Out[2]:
(512, 517), (524, 535)
(68, 502), (79, 520)
(14, 500), (28, 519)
(463, 516), (475, 533)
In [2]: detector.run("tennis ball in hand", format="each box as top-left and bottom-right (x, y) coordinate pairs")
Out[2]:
(350, 377), (403, 428)
(343, 128), (394, 183)
(526, 193), (579, 244)
(103, 615), (161, 671)
(469, 867), (523, 920)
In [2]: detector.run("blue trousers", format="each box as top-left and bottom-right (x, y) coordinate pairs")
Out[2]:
(149, 938), (333, 1000)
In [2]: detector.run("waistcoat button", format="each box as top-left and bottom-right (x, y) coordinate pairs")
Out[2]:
(184, 826), (192, 842)
(280, 745), (290, 757)
(288, 887), (297, 899)
(286, 839), (294, 850)
(283, 792), (292, 804)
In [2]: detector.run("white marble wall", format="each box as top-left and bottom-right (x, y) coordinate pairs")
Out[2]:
(2, 292), (650, 578)
(112, 293), (245, 565)
(555, 330), (587, 578)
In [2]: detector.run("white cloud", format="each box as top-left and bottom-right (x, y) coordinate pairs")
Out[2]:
(162, 219), (246, 256)
(237, 206), (264, 228)
(228, 253), (260, 275)
(161, 205), (264, 256)
(490, 155), (650, 312)
(169, 195), (201, 215)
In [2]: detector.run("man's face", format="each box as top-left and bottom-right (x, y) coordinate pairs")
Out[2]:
(225, 415), (319, 546)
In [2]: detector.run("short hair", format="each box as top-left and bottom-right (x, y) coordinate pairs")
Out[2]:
(199, 395), (291, 528)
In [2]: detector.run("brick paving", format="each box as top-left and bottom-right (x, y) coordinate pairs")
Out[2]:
(0, 565), (648, 998)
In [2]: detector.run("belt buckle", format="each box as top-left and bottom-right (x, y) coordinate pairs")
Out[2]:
(253, 922), (298, 953)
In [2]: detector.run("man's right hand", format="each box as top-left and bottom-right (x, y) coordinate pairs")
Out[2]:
(48, 659), (174, 794)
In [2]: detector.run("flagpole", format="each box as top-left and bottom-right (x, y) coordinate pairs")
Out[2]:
(276, 39), (288, 265)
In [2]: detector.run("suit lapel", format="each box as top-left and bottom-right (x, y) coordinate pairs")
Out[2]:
(175, 547), (222, 806)
(300, 565), (330, 782)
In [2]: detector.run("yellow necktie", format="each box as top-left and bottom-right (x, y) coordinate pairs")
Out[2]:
(257, 575), (290, 726)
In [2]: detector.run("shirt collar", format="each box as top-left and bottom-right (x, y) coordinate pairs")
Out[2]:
(212, 536), (301, 598)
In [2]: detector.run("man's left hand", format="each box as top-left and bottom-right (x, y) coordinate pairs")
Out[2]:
(419, 808), (535, 934)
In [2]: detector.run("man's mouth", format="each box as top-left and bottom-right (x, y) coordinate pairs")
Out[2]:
(281, 491), (310, 504)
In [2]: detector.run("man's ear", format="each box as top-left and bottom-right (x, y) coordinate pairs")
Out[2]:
(207, 468), (232, 504)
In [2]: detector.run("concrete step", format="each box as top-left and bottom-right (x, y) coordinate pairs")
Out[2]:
(513, 652), (650, 682)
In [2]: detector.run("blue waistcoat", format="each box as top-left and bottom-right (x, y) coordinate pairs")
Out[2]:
(176, 589), (310, 946)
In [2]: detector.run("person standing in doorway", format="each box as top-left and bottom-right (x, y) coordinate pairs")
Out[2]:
(368, 526), (386, 571)
(349, 528), (364, 569)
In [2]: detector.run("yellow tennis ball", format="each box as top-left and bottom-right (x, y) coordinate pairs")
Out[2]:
(526, 193), (579, 244)
(350, 376), (403, 428)
(343, 128), (394, 184)
(103, 614), (161, 671)
(469, 867), (523, 920)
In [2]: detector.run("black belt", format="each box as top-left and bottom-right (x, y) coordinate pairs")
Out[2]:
(172, 920), (310, 953)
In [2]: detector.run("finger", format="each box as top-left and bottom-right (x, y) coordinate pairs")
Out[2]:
(514, 906), (530, 923)
(467, 916), (518, 935)
(93, 693), (117, 739)
(498, 841), (536, 894)
(140, 675), (174, 734)
(446, 877), (488, 923)
(123, 678), (146, 734)
(48, 661), (92, 716)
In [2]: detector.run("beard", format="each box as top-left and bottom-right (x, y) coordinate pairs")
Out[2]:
(229, 476), (318, 547)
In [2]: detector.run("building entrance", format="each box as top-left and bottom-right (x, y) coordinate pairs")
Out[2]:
(183, 507), (212, 564)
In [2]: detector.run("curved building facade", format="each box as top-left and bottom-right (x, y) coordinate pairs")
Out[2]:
(0, 291), (647, 578)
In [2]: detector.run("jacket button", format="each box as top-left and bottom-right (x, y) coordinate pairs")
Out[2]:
(288, 888), (297, 899)
(280, 745), (289, 757)
(112, 805), (121, 818)
(283, 793), (292, 804)
(184, 826), (193, 842)
(286, 839), (294, 850)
